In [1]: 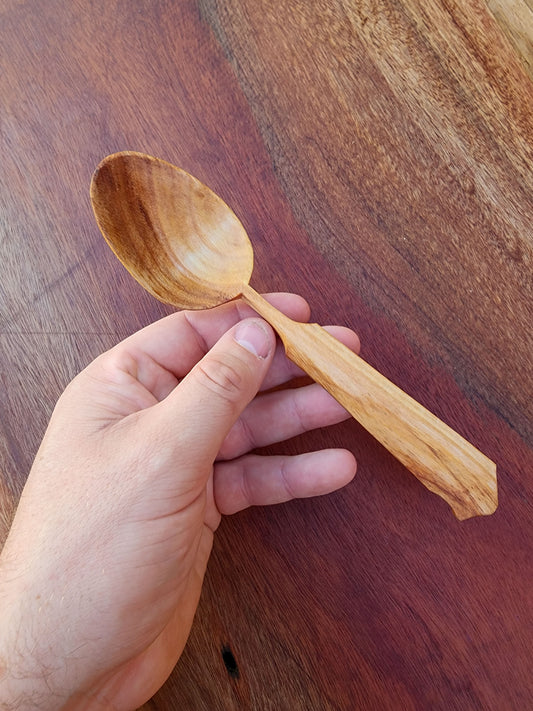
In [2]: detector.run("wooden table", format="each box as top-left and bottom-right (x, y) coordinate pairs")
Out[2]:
(1, 1), (532, 708)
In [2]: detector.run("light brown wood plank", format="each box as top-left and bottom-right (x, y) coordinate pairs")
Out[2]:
(485, 0), (533, 75)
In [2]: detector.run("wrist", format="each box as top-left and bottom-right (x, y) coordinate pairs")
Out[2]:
(0, 559), (72, 710)
(0, 583), (110, 711)
(0, 612), (64, 711)
(0, 632), (94, 711)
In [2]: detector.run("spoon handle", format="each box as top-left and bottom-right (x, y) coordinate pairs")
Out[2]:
(241, 286), (497, 520)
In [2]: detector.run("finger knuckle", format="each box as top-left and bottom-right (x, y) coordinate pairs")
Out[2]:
(196, 355), (246, 405)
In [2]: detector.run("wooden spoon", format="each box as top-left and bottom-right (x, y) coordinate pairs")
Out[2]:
(90, 151), (497, 520)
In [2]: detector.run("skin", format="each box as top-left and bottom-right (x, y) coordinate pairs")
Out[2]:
(0, 293), (359, 710)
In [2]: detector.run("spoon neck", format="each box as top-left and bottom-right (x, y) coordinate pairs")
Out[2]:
(240, 284), (295, 335)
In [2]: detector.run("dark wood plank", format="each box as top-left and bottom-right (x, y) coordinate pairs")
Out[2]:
(1, 0), (532, 708)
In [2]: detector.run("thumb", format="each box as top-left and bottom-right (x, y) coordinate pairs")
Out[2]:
(157, 317), (276, 469)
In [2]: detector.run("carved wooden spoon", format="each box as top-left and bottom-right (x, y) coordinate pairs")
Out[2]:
(90, 151), (497, 520)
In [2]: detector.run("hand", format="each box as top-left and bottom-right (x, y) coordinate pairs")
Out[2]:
(0, 293), (359, 710)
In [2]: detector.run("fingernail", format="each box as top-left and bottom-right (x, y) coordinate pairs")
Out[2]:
(234, 320), (271, 359)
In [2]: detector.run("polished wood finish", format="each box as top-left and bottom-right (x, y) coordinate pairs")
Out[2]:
(242, 287), (497, 520)
(91, 151), (497, 520)
(91, 152), (254, 309)
(1, 1), (532, 708)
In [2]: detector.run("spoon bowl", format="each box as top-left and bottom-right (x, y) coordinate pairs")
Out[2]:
(91, 152), (253, 309)
(91, 151), (497, 520)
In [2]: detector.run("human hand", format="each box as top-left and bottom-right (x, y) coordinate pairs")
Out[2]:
(0, 293), (359, 710)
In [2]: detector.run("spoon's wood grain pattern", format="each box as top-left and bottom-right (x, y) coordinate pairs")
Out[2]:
(91, 151), (497, 519)
(2, 0), (533, 708)
(90, 152), (253, 309)
(242, 286), (497, 520)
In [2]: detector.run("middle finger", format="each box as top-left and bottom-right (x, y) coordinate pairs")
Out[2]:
(218, 380), (353, 461)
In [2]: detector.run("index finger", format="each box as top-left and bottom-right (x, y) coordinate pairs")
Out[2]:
(118, 292), (311, 379)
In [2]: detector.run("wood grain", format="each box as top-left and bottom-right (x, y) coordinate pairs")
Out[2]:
(200, 0), (533, 446)
(90, 151), (497, 519)
(90, 151), (254, 309)
(486, 0), (533, 76)
(242, 286), (497, 520)
(1, 0), (532, 708)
